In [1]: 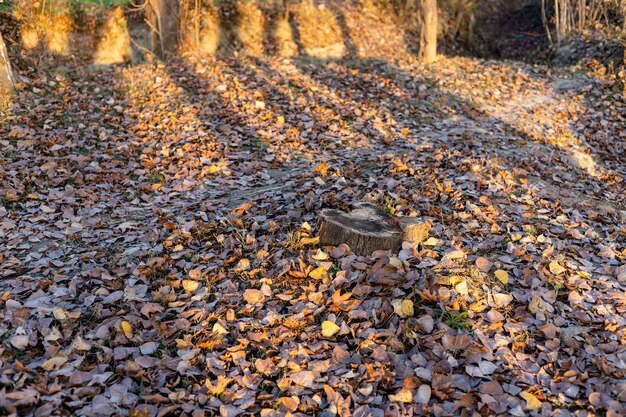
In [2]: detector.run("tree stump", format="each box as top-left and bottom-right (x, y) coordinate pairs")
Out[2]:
(318, 202), (431, 256)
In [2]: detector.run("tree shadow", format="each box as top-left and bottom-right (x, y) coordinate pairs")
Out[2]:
(327, 1), (357, 58)
(261, 3), (280, 56)
(217, 0), (242, 55)
(290, 56), (623, 195)
(287, 5), (305, 56)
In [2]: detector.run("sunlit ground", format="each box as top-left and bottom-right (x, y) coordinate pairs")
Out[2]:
(1, 24), (625, 416)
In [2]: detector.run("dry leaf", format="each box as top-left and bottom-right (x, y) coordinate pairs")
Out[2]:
(494, 269), (509, 284)
(416, 384), (431, 405)
(121, 321), (133, 339)
(291, 370), (315, 388)
(243, 289), (265, 305)
(389, 388), (413, 403)
(549, 261), (566, 275)
(476, 257), (493, 272)
(10, 335), (29, 350)
(321, 320), (340, 337)
(520, 391), (542, 410)
(392, 299), (414, 317)
(188, 268), (202, 279)
(182, 280), (199, 292)
(40, 356), (68, 371)
(52, 306), (68, 321)
(309, 266), (328, 280)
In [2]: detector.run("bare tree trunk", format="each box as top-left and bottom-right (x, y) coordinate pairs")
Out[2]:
(0, 34), (15, 93)
(147, 0), (180, 57)
(541, 0), (554, 46)
(418, 0), (437, 63)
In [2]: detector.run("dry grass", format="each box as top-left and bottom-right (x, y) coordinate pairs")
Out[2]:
(20, 25), (40, 50)
(237, 2), (265, 56)
(13, 0), (411, 60)
(15, 0), (73, 56)
(272, 16), (297, 57)
(342, 4), (408, 58)
(93, 7), (132, 65)
(181, 3), (220, 55)
(199, 9), (220, 55)
(42, 13), (73, 56)
(292, 3), (345, 58)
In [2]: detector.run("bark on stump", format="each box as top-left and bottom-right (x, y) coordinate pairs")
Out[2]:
(318, 202), (431, 256)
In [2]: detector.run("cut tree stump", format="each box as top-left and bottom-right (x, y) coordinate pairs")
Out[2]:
(318, 202), (431, 256)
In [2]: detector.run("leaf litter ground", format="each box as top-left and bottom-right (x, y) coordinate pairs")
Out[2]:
(1, 53), (625, 417)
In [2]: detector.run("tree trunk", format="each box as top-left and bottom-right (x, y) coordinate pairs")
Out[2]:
(0, 34), (15, 93)
(418, 0), (437, 63)
(147, 0), (180, 57)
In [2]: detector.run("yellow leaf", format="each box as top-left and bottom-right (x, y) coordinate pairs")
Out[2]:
(213, 322), (229, 334)
(549, 261), (566, 275)
(455, 280), (468, 295)
(393, 299), (415, 318)
(309, 266), (328, 280)
(388, 257), (403, 269)
(494, 269), (509, 284)
(121, 321), (133, 339)
(299, 236), (320, 246)
(182, 280), (199, 292)
(321, 320), (340, 337)
(520, 391), (542, 411)
(401, 299), (414, 317)
(400, 128), (410, 135)
(389, 388), (413, 403)
(277, 116), (285, 124)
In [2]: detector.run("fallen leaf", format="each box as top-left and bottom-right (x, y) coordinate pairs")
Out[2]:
(321, 320), (340, 337)
(416, 384), (431, 405)
(243, 289), (265, 305)
(291, 370), (315, 388)
(309, 266), (328, 280)
(389, 388), (412, 403)
(40, 356), (68, 371)
(520, 390), (542, 411)
(494, 269), (509, 284)
(10, 335), (29, 350)
(392, 299), (414, 317)
(476, 257), (493, 272)
(182, 280), (199, 292)
(121, 321), (133, 339)
(549, 261), (566, 275)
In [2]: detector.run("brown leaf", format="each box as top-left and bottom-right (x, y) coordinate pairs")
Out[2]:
(476, 257), (493, 272)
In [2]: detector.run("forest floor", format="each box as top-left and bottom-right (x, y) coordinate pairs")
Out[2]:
(1, 52), (626, 417)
